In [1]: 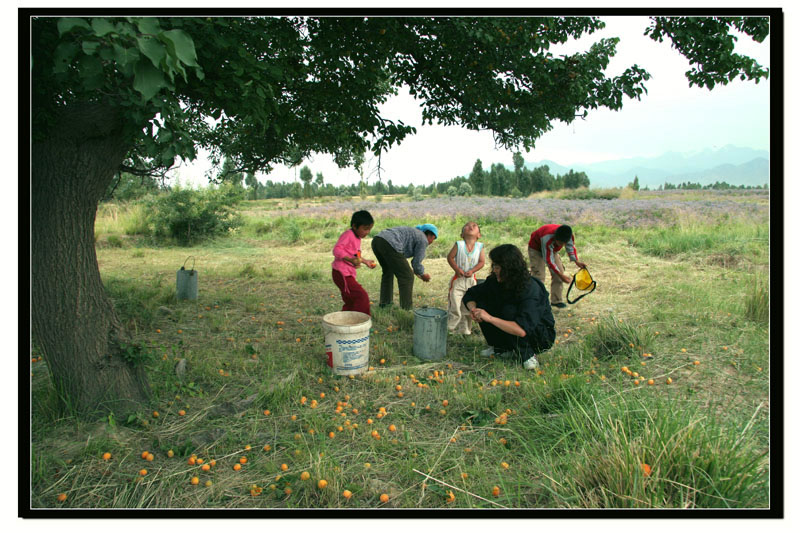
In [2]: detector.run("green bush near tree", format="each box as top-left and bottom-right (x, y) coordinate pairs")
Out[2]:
(146, 185), (244, 245)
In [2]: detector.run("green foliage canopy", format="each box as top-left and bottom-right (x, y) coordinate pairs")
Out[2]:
(33, 15), (769, 179)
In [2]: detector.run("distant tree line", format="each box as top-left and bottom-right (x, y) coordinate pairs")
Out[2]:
(104, 154), (767, 202)
(655, 180), (769, 191)
(225, 152), (591, 200)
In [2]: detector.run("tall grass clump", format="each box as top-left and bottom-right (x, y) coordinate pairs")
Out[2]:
(587, 315), (656, 359)
(744, 274), (769, 323)
(546, 394), (769, 508)
(122, 202), (151, 235)
(95, 201), (150, 237)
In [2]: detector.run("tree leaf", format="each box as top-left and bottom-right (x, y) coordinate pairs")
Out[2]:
(134, 17), (161, 37)
(136, 35), (166, 69)
(82, 40), (100, 56)
(162, 29), (200, 67)
(113, 44), (140, 76)
(133, 59), (167, 101)
(90, 18), (116, 37)
(78, 55), (105, 90)
(52, 42), (78, 73)
(57, 18), (90, 36)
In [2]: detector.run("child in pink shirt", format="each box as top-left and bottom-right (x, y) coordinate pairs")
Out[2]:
(332, 210), (376, 315)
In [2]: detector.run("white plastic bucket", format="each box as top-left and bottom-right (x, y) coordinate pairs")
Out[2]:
(322, 311), (372, 375)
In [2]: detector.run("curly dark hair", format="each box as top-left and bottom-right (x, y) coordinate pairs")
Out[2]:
(489, 244), (531, 293)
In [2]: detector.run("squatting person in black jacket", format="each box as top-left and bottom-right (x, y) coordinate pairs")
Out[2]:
(462, 243), (556, 370)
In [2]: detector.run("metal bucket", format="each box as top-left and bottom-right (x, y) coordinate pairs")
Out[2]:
(176, 256), (198, 300)
(322, 311), (372, 375)
(412, 306), (447, 361)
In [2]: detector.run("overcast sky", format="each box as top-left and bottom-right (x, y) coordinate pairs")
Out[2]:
(169, 14), (772, 188)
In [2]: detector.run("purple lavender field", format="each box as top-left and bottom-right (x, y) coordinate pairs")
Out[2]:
(276, 189), (769, 228)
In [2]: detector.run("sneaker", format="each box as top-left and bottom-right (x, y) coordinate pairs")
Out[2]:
(551, 302), (567, 309)
(479, 347), (495, 357)
(523, 355), (540, 370)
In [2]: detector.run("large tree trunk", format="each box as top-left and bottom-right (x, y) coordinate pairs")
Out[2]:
(31, 103), (150, 417)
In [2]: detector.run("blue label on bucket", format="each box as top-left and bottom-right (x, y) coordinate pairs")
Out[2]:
(336, 361), (368, 372)
(335, 335), (369, 346)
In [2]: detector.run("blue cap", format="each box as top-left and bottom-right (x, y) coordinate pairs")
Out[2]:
(415, 224), (438, 239)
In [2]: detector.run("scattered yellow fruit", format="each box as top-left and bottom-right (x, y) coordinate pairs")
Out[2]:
(380, 493), (389, 503)
(318, 479), (328, 489)
(301, 471), (311, 481)
(343, 489), (353, 499)
(102, 452), (111, 461)
(190, 476), (199, 485)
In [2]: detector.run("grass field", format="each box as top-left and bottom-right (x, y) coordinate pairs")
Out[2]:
(30, 189), (771, 510)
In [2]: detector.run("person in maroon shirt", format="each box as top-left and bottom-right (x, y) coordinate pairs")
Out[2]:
(527, 224), (587, 308)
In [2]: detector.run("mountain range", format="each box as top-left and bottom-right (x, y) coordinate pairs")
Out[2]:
(518, 145), (770, 189)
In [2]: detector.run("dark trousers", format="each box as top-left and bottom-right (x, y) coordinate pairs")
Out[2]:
(371, 236), (415, 310)
(332, 269), (371, 316)
(477, 321), (537, 360)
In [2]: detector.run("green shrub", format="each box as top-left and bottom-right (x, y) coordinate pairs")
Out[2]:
(104, 172), (162, 202)
(146, 186), (243, 245)
(285, 219), (302, 243)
